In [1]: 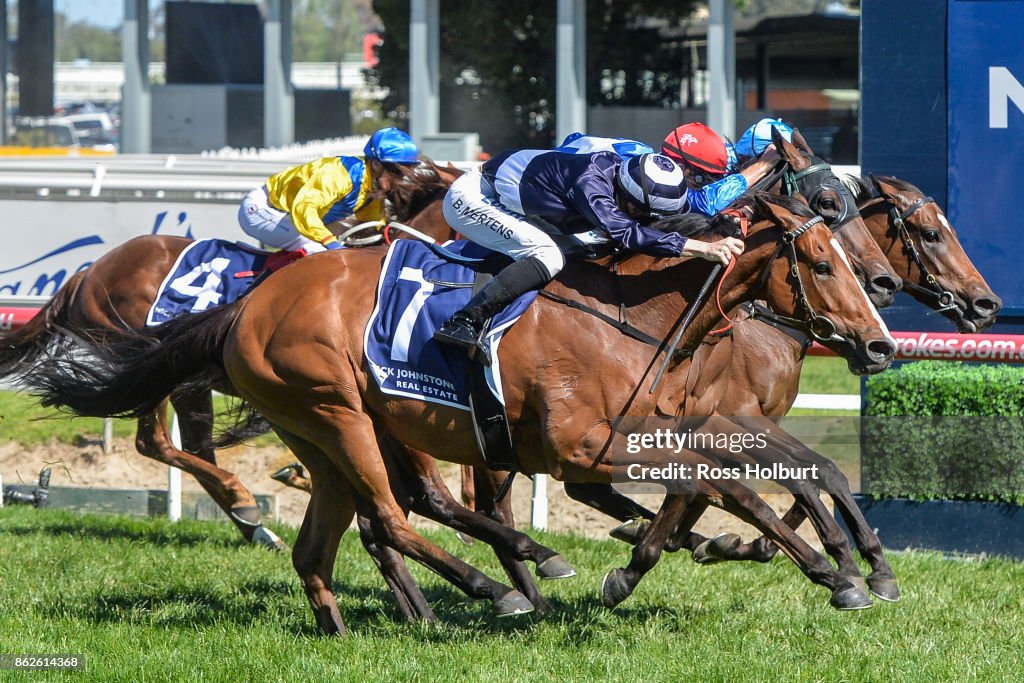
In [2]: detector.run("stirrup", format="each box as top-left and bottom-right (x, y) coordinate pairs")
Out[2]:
(433, 318), (491, 365)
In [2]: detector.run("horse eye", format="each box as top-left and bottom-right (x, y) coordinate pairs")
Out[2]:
(819, 198), (837, 210)
(922, 230), (941, 243)
(814, 261), (833, 276)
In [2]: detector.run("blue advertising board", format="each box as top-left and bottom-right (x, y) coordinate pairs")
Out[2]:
(948, 0), (1024, 315)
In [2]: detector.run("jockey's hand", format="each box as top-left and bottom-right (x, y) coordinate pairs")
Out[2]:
(683, 237), (744, 266)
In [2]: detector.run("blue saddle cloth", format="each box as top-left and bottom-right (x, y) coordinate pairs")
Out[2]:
(147, 239), (276, 326)
(364, 239), (537, 410)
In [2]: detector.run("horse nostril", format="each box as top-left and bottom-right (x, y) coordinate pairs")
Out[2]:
(973, 296), (1002, 315)
(870, 275), (900, 294)
(867, 339), (896, 360)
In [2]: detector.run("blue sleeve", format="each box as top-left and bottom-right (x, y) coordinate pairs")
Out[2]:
(686, 174), (749, 216)
(565, 157), (687, 257)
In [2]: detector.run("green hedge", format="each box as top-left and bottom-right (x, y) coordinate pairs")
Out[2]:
(863, 362), (1024, 504)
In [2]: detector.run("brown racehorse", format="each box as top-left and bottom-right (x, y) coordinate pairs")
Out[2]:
(21, 193), (897, 633)
(557, 172), (1000, 603)
(0, 159), (459, 549)
(645, 174), (1003, 571)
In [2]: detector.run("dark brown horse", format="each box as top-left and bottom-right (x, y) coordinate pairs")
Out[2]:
(21, 193), (896, 633)
(0, 159), (459, 549)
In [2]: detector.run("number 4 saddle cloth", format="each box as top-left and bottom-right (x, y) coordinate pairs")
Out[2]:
(146, 239), (302, 327)
(364, 239), (537, 410)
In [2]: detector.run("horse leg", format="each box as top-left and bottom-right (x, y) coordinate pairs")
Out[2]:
(272, 428), (354, 635)
(355, 510), (437, 622)
(314, 410), (534, 617)
(169, 388), (286, 551)
(711, 477), (872, 610)
(563, 482), (657, 544)
(601, 493), (693, 608)
(134, 398), (285, 549)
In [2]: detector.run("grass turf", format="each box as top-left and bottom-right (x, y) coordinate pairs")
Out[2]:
(0, 507), (1020, 682)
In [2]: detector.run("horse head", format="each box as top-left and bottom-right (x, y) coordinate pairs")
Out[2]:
(770, 126), (902, 308)
(719, 193), (896, 375)
(860, 175), (1002, 332)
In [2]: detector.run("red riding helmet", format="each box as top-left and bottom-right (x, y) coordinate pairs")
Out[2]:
(660, 122), (730, 176)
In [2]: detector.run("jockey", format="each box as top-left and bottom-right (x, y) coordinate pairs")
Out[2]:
(660, 121), (780, 215)
(734, 117), (794, 159)
(433, 150), (744, 356)
(237, 127), (418, 254)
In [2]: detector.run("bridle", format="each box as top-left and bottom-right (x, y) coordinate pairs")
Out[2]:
(887, 195), (959, 314)
(781, 160), (860, 230)
(740, 213), (847, 344)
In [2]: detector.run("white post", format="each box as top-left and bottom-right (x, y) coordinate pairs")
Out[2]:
(102, 418), (113, 454)
(167, 413), (182, 522)
(409, 0), (440, 143)
(264, 0), (294, 148)
(531, 474), (548, 530)
(556, 0), (587, 145)
(121, 0), (150, 153)
(707, 0), (737, 139)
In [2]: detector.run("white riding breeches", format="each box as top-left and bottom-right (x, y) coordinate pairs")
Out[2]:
(238, 186), (325, 253)
(442, 170), (565, 278)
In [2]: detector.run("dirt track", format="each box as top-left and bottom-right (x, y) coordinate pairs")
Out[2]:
(0, 436), (826, 550)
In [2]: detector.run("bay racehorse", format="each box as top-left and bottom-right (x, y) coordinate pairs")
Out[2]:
(20, 193), (897, 633)
(0, 159), (459, 549)
(559, 171), (1000, 602)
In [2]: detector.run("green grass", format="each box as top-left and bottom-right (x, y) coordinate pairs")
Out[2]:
(0, 508), (1021, 682)
(798, 356), (861, 395)
(0, 391), (278, 448)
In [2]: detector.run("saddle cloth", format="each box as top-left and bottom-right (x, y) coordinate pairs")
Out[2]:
(364, 239), (537, 410)
(147, 239), (300, 326)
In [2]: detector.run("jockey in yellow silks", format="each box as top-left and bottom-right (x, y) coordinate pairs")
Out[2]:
(238, 127), (419, 253)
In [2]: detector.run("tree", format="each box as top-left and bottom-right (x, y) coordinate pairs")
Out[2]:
(370, 0), (700, 153)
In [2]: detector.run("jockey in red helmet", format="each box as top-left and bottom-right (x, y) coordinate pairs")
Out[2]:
(661, 122), (780, 215)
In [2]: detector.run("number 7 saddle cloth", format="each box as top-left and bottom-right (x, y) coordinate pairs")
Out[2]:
(364, 239), (537, 410)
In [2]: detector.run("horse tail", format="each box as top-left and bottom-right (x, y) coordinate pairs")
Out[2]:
(19, 301), (242, 420)
(0, 271), (86, 377)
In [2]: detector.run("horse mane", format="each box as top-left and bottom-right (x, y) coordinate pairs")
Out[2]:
(649, 212), (718, 238)
(371, 156), (461, 221)
(847, 174), (924, 203)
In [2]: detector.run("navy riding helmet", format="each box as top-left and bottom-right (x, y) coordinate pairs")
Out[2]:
(364, 127), (419, 164)
(616, 153), (689, 216)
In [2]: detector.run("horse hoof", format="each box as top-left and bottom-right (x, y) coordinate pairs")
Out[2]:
(600, 569), (633, 608)
(692, 533), (740, 564)
(536, 555), (577, 580)
(252, 525), (289, 552)
(868, 576), (901, 603)
(270, 463), (304, 484)
(455, 531), (476, 546)
(609, 518), (650, 545)
(830, 584), (873, 611)
(493, 590), (534, 618)
(842, 574), (869, 595)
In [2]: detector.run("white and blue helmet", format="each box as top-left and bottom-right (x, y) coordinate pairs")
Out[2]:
(735, 118), (793, 158)
(616, 153), (688, 215)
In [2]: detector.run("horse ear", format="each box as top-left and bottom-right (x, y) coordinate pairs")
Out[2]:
(870, 174), (900, 201)
(752, 194), (782, 223)
(790, 127), (814, 154)
(771, 126), (804, 168)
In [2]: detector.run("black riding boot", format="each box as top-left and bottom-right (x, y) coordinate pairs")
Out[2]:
(433, 256), (553, 362)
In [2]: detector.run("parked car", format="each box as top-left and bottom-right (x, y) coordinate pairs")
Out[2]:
(64, 112), (119, 149)
(11, 116), (81, 147)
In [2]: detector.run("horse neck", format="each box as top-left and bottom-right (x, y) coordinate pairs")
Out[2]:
(556, 232), (780, 356)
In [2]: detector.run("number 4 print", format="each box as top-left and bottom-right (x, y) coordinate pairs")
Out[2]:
(168, 257), (231, 312)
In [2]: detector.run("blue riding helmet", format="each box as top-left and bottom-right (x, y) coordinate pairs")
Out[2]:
(735, 118), (794, 158)
(364, 127), (419, 164)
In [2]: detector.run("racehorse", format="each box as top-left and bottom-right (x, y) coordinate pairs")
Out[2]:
(20, 192), (897, 633)
(0, 159), (459, 549)
(556, 171), (1000, 602)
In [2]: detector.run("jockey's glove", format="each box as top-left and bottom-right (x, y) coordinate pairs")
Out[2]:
(322, 237), (343, 251)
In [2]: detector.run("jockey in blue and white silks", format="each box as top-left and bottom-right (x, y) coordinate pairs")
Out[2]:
(433, 150), (745, 358)
(735, 117), (794, 159)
